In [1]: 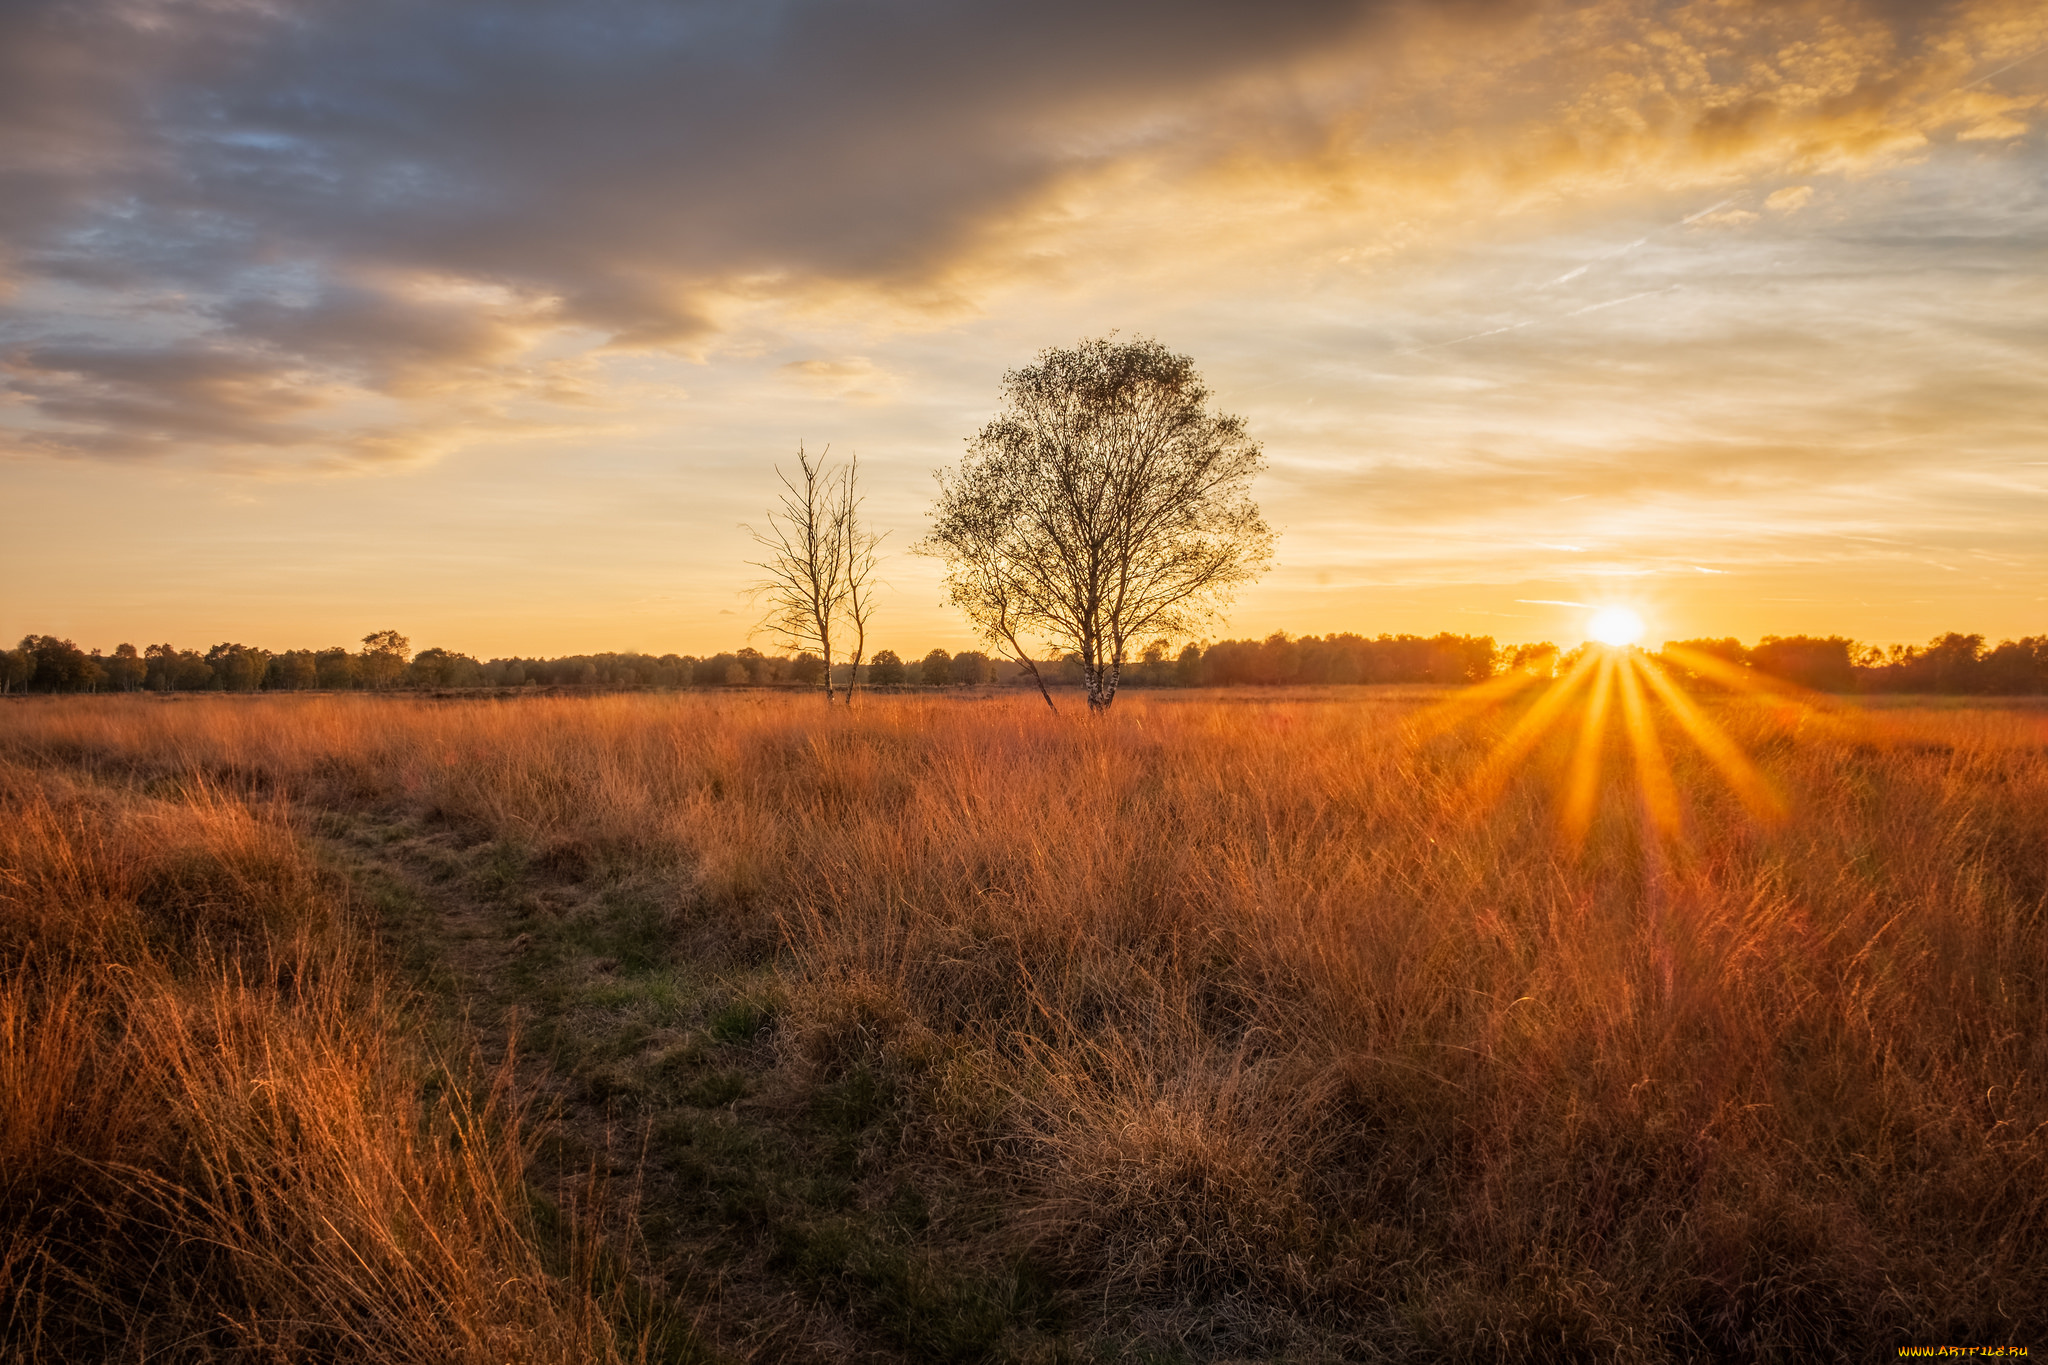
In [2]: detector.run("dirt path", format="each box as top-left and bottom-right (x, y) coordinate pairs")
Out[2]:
(313, 804), (1065, 1365)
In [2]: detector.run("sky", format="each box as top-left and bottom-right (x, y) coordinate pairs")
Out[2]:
(2, 0), (2045, 659)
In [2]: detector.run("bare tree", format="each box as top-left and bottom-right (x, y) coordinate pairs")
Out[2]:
(837, 454), (883, 706)
(749, 444), (848, 704)
(747, 445), (884, 706)
(920, 336), (1272, 713)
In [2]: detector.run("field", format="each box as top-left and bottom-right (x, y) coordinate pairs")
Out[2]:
(3, 686), (2044, 1362)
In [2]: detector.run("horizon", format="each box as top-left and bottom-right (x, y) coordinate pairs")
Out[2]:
(10, 620), (2035, 669)
(4, 0), (2045, 654)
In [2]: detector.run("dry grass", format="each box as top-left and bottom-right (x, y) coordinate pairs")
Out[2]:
(0, 748), (643, 1361)
(3, 688), (2045, 1360)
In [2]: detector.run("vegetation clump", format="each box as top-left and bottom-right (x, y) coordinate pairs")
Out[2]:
(0, 756), (647, 1362)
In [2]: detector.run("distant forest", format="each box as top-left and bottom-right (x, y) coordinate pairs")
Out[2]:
(4, 629), (2046, 696)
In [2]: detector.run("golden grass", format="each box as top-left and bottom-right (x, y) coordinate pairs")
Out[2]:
(0, 750), (638, 1361)
(4, 688), (2046, 1358)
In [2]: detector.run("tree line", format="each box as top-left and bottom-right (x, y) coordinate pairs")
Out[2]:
(8, 627), (2042, 696)
(1647, 632), (2048, 695)
(0, 631), (1006, 695)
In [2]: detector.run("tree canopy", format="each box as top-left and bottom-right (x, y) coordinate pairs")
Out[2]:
(922, 336), (1272, 712)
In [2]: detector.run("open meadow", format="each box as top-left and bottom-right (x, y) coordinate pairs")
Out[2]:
(3, 686), (2045, 1362)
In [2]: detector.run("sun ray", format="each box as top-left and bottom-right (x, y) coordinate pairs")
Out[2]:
(1658, 644), (1789, 695)
(1463, 649), (1600, 808)
(1616, 652), (1684, 843)
(1408, 665), (1546, 744)
(1450, 635), (1805, 851)
(1635, 653), (1788, 822)
(1659, 641), (1891, 752)
(1657, 644), (1866, 718)
(1560, 652), (1616, 848)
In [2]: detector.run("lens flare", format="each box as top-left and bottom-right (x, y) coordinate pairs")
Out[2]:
(1442, 634), (1815, 859)
(1588, 607), (1644, 646)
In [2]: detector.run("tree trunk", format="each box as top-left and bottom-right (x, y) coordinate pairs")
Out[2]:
(1020, 656), (1058, 713)
(1082, 650), (1120, 712)
(844, 635), (864, 708)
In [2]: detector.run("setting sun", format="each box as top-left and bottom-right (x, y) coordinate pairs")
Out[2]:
(1588, 606), (1645, 647)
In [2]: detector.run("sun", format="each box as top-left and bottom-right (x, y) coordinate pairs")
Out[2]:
(1588, 606), (1645, 647)
(1421, 617), (1794, 857)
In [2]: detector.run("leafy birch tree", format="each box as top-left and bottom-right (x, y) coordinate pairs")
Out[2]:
(921, 336), (1272, 713)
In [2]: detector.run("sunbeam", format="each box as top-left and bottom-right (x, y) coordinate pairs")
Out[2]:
(1439, 638), (1852, 853)
(1615, 648), (1683, 842)
(1561, 651), (1616, 848)
(1634, 653), (1788, 822)
(1464, 650), (1601, 808)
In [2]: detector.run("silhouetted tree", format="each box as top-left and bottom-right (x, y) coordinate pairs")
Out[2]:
(1750, 636), (1855, 692)
(270, 651), (319, 690)
(1506, 643), (1560, 677)
(408, 647), (483, 688)
(107, 643), (147, 692)
(868, 649), (905, 685)
(316, 648), (361, 689)
(206, 643), (271, 692)
(1921, 633), (1986, 693)
(142, 643), (213, 691)
(747, 444), (884, 707)
(20, 636), (92, 692)
(696, 653), (743, 685)
(1, 646), (31, 694)
(923, 336), (1273, 713)
(919, 648), (953, 686)
(359, 630), (410, 688)
(840, 465), (883, 707)
(1982, 637), (2048, 694)
(952, 650), (992, 686)
(1122, 638), (1171, 686)
(749, 444), (849, 704)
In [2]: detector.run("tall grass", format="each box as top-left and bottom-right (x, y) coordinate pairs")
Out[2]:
(0, 748), (636, 1361)
(4, 690), (2044, 1358)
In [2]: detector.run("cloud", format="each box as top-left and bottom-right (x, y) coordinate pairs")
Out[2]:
(0, 0), (2042, 468)
(779, 356), (900, 403)
(3, 340), (333, 457)
(1689, 209), (1760, 228)
(1958, 114), (2034, 140)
